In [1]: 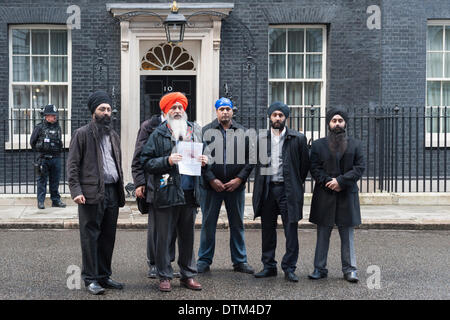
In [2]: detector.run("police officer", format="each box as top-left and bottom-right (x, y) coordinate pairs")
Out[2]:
(30, 104), (66, 209)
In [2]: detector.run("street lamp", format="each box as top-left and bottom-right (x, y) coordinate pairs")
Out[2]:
(163, 1), (187, 43)
(115, 1), (253, 48)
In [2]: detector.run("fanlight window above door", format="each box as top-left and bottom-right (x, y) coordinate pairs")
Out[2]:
(141, 43), (195, 71)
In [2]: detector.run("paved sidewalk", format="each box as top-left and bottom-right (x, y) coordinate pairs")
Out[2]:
(0, 197), (449, 230)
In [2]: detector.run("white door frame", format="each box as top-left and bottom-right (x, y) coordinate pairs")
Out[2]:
(111, 4), (233, 184)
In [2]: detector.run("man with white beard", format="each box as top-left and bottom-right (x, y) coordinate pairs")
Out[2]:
(141, 92), (208, 292)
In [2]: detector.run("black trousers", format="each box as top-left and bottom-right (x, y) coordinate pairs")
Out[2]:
(260, 183), (299, 273)
(78, 183), (119, 285)
(36, 156), (61, 203)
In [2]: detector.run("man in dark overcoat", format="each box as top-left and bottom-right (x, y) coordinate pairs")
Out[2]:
(252, 102), (310, 282)
(308, 107), (365, 283)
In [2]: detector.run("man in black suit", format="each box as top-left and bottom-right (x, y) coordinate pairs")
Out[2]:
(308, 107), (365, 283)
(252, 102), (310, 282)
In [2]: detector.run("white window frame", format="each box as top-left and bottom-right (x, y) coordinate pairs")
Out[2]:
(426, 20), (450, 148)
(7, 24), (72, 150)
(268, 25), (327, 141)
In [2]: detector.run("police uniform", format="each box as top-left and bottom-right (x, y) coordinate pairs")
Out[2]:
(30, 104), (66, 209)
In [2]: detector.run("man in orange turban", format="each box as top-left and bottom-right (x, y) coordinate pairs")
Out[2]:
(159, 92), (188, 115)
(141, 92), (208, 292)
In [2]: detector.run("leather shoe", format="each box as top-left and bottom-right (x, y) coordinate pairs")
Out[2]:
(180, 278), (202, 291)
(52, 200), (66, 208)
(99, 278), (124, 289)
(344, 271), (359, 283)
(38, 202), (45, 209)
(197, 263), (210, 273)
(308, 269), (328, 280)
(86, 281), (105, 295)
(233, 263), (255, 274)
(147, 265), (157, 279)
(159, 279), (171, 292)
(254, 268), (277, 278)
(284, 271), (299, 282)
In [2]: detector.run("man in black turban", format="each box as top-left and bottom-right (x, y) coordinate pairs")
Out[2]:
(252, 102), (310, 282)
(67, 90), (125, 295)
(308, 107), (365, 283)
(326, 107), (349, 158)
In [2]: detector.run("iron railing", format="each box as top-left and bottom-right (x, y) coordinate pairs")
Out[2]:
(285, 105), (450, 193)
(0, 114), (119, 195)
(1, 106), (449, 194)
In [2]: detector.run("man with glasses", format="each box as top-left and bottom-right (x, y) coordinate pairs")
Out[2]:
(67, 91), (125, 295)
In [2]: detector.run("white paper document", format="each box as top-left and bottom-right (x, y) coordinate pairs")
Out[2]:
(177, 141), (203, 176)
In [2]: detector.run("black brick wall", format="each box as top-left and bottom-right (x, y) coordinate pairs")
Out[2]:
(0, 0), (449, 189)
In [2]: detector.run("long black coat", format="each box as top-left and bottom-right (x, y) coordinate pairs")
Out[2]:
(309, 137), (365, 227)
(252, 128), (310, 223)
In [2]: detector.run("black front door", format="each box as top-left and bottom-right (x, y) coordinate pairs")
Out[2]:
(140, 75), (196, 124)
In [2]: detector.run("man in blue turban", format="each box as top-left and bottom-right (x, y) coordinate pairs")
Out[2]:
(197, 97), (255, 275)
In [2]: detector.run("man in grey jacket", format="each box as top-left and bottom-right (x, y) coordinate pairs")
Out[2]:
(67, 91), (125, 295)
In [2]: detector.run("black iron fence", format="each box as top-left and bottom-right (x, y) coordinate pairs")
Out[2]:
(285, 105), (450, 193)
(0, 114), (119, 195)
(1, 106), (449, 194)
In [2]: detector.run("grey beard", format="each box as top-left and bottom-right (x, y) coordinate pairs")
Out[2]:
(328, 127), (348, 157)
(167, 112), (188, 141)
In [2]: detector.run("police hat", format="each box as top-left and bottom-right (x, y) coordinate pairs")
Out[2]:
(43, 104), (58, 116)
